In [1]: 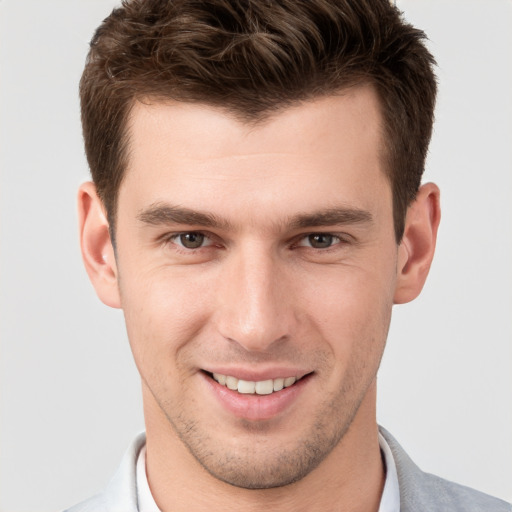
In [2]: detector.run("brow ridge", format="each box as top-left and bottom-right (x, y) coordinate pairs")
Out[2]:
(137, 203), (373, 231)
(289, 208), (373, 230)
(137, 203), (232, 230)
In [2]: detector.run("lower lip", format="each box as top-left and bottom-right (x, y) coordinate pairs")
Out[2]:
(202, 373), (311, 421)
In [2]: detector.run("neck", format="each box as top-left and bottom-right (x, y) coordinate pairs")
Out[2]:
(143, 382), (384, 512)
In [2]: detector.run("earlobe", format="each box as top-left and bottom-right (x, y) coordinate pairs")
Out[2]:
(78, 182), (121, 308)
(394, 182), (441, 304)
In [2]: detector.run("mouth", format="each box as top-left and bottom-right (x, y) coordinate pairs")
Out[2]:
(205, 371), (308, 396)
(202, 370), (313, 420)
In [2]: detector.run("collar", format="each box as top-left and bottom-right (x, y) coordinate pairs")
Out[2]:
(378, 431), (401, 512)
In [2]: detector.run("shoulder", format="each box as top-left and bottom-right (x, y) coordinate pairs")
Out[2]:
(380, 427), (511, 512)
(413, 470), (511, 512)
(63, 432), (146, 512)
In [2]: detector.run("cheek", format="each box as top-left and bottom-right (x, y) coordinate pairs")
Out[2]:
(119, 265), (213, 368)
(300, 261), (395, 364)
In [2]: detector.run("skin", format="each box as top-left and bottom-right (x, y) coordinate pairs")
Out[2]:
(79, 85), (440, 512)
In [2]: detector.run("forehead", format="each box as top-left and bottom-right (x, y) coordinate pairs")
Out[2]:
(127, 86), (384, 160)
(120, 86), (389, 226)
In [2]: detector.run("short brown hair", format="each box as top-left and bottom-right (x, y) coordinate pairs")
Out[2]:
(80, 0), (437, 241)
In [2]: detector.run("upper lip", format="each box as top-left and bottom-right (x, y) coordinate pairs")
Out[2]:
(202, 367), (312, 382)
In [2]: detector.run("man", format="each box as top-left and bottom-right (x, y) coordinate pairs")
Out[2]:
(66, 0), (510, 511)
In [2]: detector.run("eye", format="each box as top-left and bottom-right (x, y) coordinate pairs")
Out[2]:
(171, 232), (212, 249)
(298, 233), (341, 249)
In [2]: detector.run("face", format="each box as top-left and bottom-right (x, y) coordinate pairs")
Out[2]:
(114, 87), (399, 488)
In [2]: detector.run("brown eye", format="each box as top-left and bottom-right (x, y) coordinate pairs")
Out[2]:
(177, 232), (206, 249)
(307, 234), (335, 248)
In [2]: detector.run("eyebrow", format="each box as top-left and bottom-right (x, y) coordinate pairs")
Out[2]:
(137, 203), (373, 231)
(137, 203), (233, 230)
(289, 208), (373, 230)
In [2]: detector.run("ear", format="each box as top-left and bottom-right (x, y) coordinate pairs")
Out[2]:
(78, 182), (121, 308)
(394, 182), (441, 304)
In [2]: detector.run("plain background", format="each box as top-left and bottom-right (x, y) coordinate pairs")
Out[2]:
(1, 1), (511, 510)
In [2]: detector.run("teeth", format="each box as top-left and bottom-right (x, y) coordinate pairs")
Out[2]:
(212, 373), (300, 395)
(284, 377), (296, 387)
(255, 380), (273, 395)
(225, 375), (238, 390)
(238, 380), (256, 394)
(273, 378), (284, 392)
(213, 373), (226, 386)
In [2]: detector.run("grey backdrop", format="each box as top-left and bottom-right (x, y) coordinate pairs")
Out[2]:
(1, 1), (511, 510)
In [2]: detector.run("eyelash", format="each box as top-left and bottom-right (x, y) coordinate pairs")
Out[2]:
(164, 232), (216, 251)
(163, 231), (351, 252)
(296, 233), (345, 249)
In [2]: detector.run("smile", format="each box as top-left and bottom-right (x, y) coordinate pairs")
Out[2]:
(212, 373), (300, 395)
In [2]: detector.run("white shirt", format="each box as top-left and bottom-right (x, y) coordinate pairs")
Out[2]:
(136, 434), (400, 512)
(378, 431), (401, 512)
(136, 445), (160, 512)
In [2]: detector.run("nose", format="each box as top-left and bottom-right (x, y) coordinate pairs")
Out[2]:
(215, 244), (295, 352)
